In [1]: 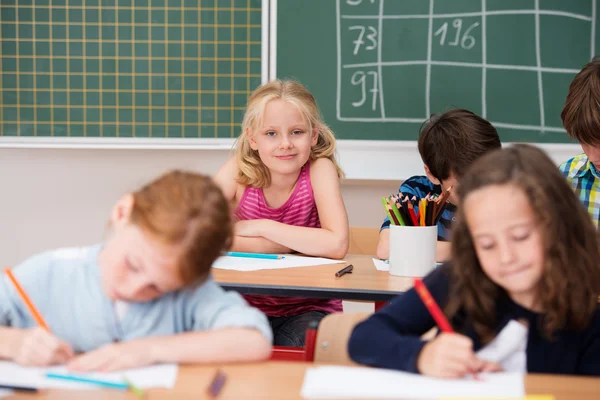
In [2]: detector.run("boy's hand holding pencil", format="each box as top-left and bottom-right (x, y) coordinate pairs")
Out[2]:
(4, 268), (74, 367)
(382, 186), (453, 227)
(12, 327), (74, 367)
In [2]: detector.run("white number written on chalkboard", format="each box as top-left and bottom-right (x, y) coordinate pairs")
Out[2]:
(434, 19), (479, 50)
(351, 70), (378, 111)
(346, 0), (376, 5)
(348, 25), (378, 55)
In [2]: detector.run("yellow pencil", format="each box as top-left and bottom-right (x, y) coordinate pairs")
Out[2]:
(419, 199), (427, 226)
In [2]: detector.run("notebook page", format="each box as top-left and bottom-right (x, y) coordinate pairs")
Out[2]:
(0, 361), (178, 390)
(212, 255), (344, 271)
(301, 365), (524, 399)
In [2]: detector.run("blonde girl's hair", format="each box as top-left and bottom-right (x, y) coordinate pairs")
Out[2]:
(235, 79), (343, 187)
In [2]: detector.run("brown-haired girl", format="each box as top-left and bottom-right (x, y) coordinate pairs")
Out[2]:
(0, 171), (272, 371)
(349, 144), (600, 377)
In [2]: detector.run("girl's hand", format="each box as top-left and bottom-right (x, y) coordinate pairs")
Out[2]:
(417, 333), (488, 378)
(479, 360), (503, 373)
(234, 219), (271, 237)
(68, 340), (156, 373)
(14, 327), (74, 367)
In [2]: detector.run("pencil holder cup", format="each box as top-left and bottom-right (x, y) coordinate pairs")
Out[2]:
(389, 225), (437, 277)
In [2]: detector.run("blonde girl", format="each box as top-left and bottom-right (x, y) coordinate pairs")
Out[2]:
(215, 79), (349, 346)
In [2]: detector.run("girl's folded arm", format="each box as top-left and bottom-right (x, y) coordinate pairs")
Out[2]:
(348, 268), (450, 372)
(230, 236), (291, 254)
(258, 158), (349, 259)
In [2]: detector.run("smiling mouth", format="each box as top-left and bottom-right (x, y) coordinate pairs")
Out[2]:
(501, 264), (530, 277)
(276, 155), (296, 160)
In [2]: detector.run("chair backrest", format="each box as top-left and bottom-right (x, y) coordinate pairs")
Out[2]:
(348, 226), (379, 256)
(313, 312), (370, 365)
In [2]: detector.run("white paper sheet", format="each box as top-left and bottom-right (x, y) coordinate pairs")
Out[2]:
(476, 320), (529, 373)
(372, 258), (443, 272)
(212, 255), (344, 271)
(301, 366), (524, 399)
(372, 258), (390, 271)
(0, 362), (178, 390)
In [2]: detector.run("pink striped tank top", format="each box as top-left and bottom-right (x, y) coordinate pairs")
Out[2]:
(235, 162), (343, 317)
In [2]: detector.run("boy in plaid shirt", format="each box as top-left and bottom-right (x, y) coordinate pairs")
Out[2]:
(559, 57), (600, 227)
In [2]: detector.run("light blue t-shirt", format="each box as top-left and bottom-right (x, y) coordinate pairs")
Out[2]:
(0, 245), (272, 352)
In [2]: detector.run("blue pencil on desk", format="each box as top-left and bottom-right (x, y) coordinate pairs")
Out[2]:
(45, 372), (129, 390)
(226, 251), (284, 260)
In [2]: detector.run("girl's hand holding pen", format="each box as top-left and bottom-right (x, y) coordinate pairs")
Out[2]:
(416, 333), (502, 378)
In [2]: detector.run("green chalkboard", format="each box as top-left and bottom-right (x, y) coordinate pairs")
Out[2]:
(277, 0), (599, 143)
(0, 0), (262, 138)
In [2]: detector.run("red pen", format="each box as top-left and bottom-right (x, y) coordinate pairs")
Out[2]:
(413, 279), (485, 380)
(413, 278), (453, 333)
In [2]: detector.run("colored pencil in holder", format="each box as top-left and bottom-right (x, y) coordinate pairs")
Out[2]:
(419, 199), (427, 226)
(388, 206), (401, 226)
(387, 198), (406, 226)
(381, 197), (395, 223)
(401, 196), (413, 226)
(432, 186), (453, 224)
(425, 199), (434, 226)
(396, 198), (411, 226)
(407, 200), (419, 226)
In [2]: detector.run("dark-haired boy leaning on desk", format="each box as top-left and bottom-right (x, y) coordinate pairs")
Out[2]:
(377, 108), (501, 262)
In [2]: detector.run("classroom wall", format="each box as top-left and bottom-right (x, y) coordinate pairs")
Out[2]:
(0, 141), (581, 265)
(0, 148), (400, 266)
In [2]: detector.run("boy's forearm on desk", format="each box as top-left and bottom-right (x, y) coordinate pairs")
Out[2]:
(149, 329), (271, 364)
(0, 326), (22, 360)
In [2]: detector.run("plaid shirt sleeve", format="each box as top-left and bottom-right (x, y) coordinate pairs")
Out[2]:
(559, 155), (600, 228)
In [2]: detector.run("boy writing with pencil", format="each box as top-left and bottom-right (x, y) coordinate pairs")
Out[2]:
(376, 109), (501, 262)
(0, 170), (272, 371)
(559, 57), (600, 227)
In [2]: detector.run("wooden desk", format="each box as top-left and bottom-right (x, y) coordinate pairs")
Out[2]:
(213, 254), (413, 302)
(10, 362), (599, 400)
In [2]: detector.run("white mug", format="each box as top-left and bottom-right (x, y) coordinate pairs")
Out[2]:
(389, 225), (437, 277)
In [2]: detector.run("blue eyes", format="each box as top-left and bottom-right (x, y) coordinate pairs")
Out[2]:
(264, 130), (304, 136)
